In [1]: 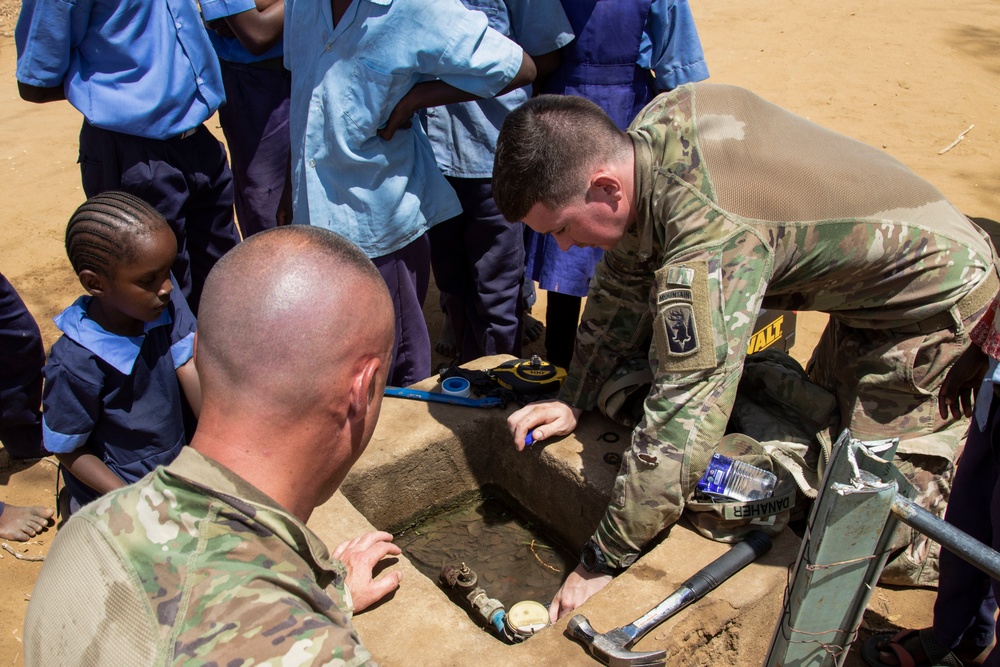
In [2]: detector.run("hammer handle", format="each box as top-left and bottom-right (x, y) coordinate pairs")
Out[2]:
(683, 530), (772, 599)
(627, 530), (772, 642)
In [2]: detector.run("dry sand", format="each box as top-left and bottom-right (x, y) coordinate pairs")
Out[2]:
(0, 0), (997, 664)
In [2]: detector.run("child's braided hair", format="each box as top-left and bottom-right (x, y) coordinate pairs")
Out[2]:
(65, 191), (170, 278)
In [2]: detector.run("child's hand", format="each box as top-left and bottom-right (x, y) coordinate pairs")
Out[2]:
(377, 93), (415, 141)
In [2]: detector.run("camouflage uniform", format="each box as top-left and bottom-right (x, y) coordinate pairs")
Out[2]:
(24, 448), (373, 666)
(561, 83), (999, 585)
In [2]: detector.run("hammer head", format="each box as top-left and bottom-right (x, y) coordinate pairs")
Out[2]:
(567, 615), (667, 667)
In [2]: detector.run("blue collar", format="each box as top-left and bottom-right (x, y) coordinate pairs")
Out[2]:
(54, 297), (173, 375)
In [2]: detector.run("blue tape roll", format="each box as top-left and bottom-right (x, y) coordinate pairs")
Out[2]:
(441, 376), (471, 398)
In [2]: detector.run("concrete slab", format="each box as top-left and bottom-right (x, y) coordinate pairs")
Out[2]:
(308, 356), (800, 665)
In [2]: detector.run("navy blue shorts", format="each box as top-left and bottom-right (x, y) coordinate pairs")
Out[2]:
(0, 274), (45, 458)
(79, 121), (241, 313)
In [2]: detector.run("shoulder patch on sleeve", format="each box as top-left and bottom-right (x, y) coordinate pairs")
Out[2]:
(653, 260), (718, 372)
(661, 302), (699, 356)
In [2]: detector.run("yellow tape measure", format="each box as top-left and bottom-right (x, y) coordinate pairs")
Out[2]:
(490, 355), (567, 393)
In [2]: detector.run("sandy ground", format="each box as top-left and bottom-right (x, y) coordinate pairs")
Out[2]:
(0, 0), (997, 664)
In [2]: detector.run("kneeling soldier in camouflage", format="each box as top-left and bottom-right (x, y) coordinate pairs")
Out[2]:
(495, 85), (999, 621)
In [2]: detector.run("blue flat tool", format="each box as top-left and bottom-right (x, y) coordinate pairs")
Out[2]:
(384, 386), (503, 408)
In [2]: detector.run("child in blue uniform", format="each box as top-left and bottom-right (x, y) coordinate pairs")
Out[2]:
(42, 192), (201, 513)
(202, 0), (288, 237)
(0, 273), (54, 540)
(424, 0), (573, 364)
(284, 0), (536, 386)
(523, 0), (709, 369)
(15, 0), (242, 314)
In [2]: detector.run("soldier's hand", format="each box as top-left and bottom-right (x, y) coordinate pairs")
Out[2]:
(938, 343), (989, 419)
(549, 565), (612, 623)
(332, 531), (402, 612)
(507, 399), (582, 451)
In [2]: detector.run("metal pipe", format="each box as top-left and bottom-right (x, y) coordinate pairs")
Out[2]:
(890, 493), (1000, 582)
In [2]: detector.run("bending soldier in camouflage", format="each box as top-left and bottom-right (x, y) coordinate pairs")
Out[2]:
(494, 85), (1000, 621)
(24, 226), (401, 666)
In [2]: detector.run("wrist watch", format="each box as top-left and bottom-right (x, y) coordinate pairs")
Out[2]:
(579, 539), (618, 575)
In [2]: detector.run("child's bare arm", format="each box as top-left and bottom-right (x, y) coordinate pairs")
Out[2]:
(56, 451), (127, 496)
(17, 81), (66, 104)
(378, 51), (537, 140)
(532, 49), (562, 79)
(527, 48), (563, 95)
(176, 358), (202, 419)
(221, 1), (284, 56)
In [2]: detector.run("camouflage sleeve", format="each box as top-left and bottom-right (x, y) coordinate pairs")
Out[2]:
(171, 579), (374, 666)
(558, 228), (659, 410)
(593, 233), (775, 567)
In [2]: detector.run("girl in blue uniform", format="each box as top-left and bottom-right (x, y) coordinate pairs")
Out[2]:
(524, 0), (710, 368)
(42, 192), (201, 513)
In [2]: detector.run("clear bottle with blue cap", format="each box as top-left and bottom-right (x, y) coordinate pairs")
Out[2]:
(697, 453), (776, 502)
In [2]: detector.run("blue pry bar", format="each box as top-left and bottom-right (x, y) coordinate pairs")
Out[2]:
(384, 386), (503, 408)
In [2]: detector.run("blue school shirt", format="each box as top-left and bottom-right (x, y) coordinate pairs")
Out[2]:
(284, 0), (523, 258)
(14, 0), (225, 140)
(41, 284), (196, 507)
(201, 0), (284, 64)
(424, 0), (574, 179)
(637, 0), (710, 90)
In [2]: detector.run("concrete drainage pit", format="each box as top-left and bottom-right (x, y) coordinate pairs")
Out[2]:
(393, 487), (575, 642)
(300, 358), (623, 661)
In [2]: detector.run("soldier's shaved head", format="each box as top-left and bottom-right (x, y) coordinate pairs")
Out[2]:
(196, 226), (394, 418)
(493, 95), (632, 222)
(191, 226), (395, 518)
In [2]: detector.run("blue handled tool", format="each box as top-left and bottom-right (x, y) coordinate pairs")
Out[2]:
(384, 386), (503, 408)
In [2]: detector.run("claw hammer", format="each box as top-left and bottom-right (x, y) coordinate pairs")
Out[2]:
(567, 530), (773, 666)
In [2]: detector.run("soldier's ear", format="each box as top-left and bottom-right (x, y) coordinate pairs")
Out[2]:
(590, 173), (623, 202)
(348, 355), (383, 418)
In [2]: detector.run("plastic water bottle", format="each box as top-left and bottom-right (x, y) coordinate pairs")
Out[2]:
(697, 453), (777, 502)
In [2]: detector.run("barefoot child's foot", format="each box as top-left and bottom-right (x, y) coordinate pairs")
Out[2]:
(0, 501), (54, 542)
